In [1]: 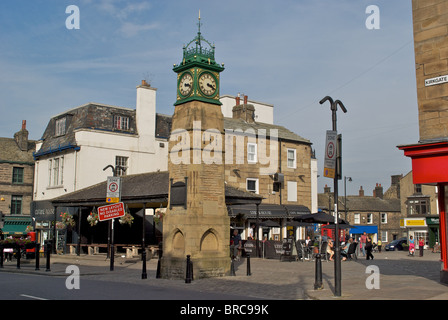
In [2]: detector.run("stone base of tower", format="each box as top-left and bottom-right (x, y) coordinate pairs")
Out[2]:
(160, 254), (231, 279)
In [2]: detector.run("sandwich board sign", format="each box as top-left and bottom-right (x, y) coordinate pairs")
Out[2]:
(323, 130), (337, 179)
(98, 202), (125, 222)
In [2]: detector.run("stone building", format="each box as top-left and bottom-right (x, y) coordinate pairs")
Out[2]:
(0, 121), (35, 236)
(318, 179), (402, 244)
(398, 0), (448, 284)
(399, 171), (438, 248)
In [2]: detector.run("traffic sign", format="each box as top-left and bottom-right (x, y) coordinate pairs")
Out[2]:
(98, 202), (125, 221)
(323, 130), (337, 178)
(106, 176), (121, 203)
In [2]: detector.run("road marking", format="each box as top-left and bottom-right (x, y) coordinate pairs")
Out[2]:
(20, 294), (49, 300)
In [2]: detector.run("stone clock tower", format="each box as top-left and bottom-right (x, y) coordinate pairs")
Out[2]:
(160, 15), (230, 279)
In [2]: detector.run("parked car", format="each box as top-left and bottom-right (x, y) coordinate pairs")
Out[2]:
(385, 238), (407, 251)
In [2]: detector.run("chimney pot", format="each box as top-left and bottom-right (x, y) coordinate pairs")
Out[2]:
(22, 120), (26, 130)
(244, 95), (248, 104)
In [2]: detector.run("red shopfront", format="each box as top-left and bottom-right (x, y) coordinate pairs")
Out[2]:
(399, 141), (448, 284)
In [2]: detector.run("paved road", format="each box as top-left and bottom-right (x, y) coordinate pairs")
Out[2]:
(1, 249), (447, 301)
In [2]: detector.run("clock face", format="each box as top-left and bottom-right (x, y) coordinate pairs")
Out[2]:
(198, 72), (217, 96)
(179, 72), (193, 97)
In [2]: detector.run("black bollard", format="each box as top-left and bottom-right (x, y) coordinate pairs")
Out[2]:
(314, 253), (323, 290)
(156, 242), (163, 279)
(45, 241), (51, 272)
(247, 254), (251, 276)
(230, 257), (236, 276)
(16, 244), (21, 269)
(35, 243), (40, 271)
(0, 246), (3, 268)
(185, 255), (192, 283)
(141, 249), (147, 279)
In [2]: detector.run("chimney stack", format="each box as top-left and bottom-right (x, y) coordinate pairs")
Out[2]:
(324, 184), (331, 193)
(14, 120), (29, 151)
(373, 183), (383, 199)
(232, 94), (255, 123)
(359, 186), (364, 197)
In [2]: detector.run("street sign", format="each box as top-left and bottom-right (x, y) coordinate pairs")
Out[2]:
(323, 130), (337, 178)
(106, 176), (121, 203)
(98, 202), (125, 222)
(425, 74), (448, 87)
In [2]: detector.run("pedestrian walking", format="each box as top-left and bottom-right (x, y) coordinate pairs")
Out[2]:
(409, 235), (415, 256)
(365, 237), (374, 260)
(419, 237), (424, 257)
(360, 232), (367, 256)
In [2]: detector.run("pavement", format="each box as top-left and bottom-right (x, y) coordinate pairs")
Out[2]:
(1, 249), (447, 300)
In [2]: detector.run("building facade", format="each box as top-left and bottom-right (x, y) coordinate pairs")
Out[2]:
(32, 81), (171, 244)
(0, 121), (35, 236)
(398, 0), (448, 284)
(319, 180), (402, 245)
(400, 171), (439, 248)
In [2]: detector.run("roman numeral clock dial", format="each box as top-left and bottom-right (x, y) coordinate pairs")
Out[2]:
(198, 72), (217, 97)
(179, 72), (193, 97)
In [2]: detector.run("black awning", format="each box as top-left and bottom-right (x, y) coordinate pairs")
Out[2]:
(228, 203), (310, 219)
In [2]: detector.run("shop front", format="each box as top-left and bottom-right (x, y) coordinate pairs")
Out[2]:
(1, 215), (33, 237)
(399, 141), (448, 284)
(427, 216), (440, 248)
(227, 203), (311, 241)
(400, 218), (428, 249)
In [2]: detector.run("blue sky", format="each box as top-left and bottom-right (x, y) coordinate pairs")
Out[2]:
(0, 0), (417, 196)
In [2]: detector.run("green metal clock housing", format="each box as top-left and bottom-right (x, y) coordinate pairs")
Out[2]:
(174, 18), (224, 106)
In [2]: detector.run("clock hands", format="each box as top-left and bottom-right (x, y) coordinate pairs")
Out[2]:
(207, 83), (215, 90)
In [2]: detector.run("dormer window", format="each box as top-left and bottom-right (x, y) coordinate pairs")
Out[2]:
(55, 117), (66, 136)
(114, 115), (129, 130)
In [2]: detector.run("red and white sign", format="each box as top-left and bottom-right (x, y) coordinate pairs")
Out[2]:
(98, 202), (125, 221)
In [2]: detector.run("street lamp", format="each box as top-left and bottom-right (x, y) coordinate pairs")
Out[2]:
(319, 96), (347, 297)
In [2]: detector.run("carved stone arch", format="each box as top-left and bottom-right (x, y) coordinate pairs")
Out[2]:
(200, 228), (219, 252)
(172, 228), (185, 253)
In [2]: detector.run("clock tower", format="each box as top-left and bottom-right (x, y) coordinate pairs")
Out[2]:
(173, 14), (224, 106)
(161, 14), (231, 279)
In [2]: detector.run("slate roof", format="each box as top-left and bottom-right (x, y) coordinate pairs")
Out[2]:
(318, 193), (400, 212)
(0, 137), (36, 164)
(224, 118), (311, 144)
(52, 171), (262, 206)
(35, 103), (172, 158)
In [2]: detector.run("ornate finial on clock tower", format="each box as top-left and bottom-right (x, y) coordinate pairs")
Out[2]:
(173, 13), (224, 106)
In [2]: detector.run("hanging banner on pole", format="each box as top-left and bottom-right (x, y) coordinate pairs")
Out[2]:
(323, 130), (337, 179)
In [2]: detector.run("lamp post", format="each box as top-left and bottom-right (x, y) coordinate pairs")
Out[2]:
(319, 96), (347, 297)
